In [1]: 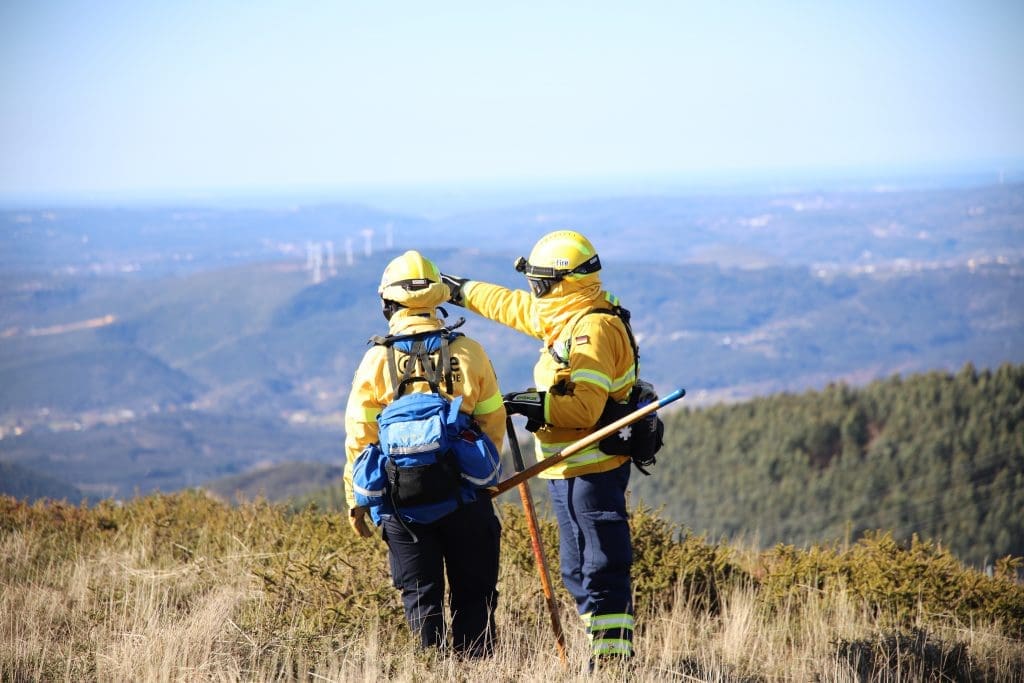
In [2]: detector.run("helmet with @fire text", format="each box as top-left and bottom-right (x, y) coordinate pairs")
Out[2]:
(514, 230), (602, 297)
(378, 250), (450, 319)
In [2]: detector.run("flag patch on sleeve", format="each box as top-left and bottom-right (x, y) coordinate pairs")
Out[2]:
(574, 335), (590, 345)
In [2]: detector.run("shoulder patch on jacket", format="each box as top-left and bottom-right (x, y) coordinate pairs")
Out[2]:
(574, 334), (590, 345)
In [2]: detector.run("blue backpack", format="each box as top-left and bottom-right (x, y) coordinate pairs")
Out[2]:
(351, 325), (502, 525)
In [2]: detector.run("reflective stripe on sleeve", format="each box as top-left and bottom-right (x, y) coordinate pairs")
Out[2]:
(357, 407), (381, 422)
(610, 366), (636, 392)
(571, 368), (612, 391)
(473, 391), (503, 415)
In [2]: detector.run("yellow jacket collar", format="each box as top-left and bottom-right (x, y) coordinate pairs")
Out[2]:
(387, 307), (444, 336)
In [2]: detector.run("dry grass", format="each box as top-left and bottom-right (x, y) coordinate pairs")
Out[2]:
(1, 493), (1022, 682)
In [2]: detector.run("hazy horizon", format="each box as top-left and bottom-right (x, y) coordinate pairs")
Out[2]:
(3, 160), (1022, 219)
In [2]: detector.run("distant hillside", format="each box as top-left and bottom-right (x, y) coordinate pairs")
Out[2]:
(3, 183), (1022, 424)
(4, 252), (1019, 421)
(632, 362), (1024, 566)
(2, 257), (1022, 506)
(202, 461), (343, 504)
(0, 347), (202, 413)
(2, 184), (1022, 513)
(0, 461), (84, 502)
(0, 412), (343, 500)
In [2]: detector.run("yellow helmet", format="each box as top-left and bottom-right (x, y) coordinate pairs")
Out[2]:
(514, 230), (602, 297)
(378, 250), (450, 313)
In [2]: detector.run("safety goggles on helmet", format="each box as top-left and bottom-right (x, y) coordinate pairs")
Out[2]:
(513, 254), (602, 297)
(384, 277), (433, 291)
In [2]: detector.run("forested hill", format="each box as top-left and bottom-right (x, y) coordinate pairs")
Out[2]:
(633, 362), (1024, 566)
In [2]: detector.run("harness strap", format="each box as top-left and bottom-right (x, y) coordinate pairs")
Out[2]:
(376, 327), (460, 400)
(569, 305), (640, 383)
(391, 340), (439, 398)
(438, 335), (455, 395)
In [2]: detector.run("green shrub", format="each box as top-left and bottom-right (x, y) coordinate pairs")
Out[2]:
(629, 505), (746, 615)
(760, 531), (1024, 636)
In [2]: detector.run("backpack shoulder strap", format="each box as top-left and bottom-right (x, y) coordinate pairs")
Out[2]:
(436, 331), (455, 396)
(424, 319), (465, 396)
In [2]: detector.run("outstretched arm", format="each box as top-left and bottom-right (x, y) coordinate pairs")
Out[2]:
(441, 272), (540, 339)
(463, 281), (540, 338)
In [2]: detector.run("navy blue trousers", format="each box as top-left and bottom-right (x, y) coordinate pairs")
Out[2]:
(548, 461), (634, 656)
(382, 496), (501, 657)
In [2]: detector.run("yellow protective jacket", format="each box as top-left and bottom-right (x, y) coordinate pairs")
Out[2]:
(462, 277), (635, 479)
(343, 308), (506, 510)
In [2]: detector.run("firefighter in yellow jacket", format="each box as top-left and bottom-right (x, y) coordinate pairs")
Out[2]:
(344, 250), (506, 657)
(442, 230), (638, 663)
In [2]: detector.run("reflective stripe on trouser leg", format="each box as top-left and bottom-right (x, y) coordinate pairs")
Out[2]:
(590, 612), (635, 656)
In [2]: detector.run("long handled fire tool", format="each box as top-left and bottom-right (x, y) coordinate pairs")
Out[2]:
(506, 416), (567, 665)
(490, 388), (686, 497)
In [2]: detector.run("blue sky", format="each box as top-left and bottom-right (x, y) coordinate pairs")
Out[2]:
(1, 1), (1022, 198)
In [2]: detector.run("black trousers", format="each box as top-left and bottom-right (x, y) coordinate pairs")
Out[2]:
(382, 496), (501, 657)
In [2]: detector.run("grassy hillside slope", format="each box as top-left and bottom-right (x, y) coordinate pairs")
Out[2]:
(2, 492), (1022, 680)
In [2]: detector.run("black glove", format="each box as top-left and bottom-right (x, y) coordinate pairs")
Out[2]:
(503, 389), (546, 432)
(440, 273), (469, 307)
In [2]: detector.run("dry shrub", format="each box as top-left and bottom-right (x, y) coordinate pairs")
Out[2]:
(837, 627), (982, 681)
